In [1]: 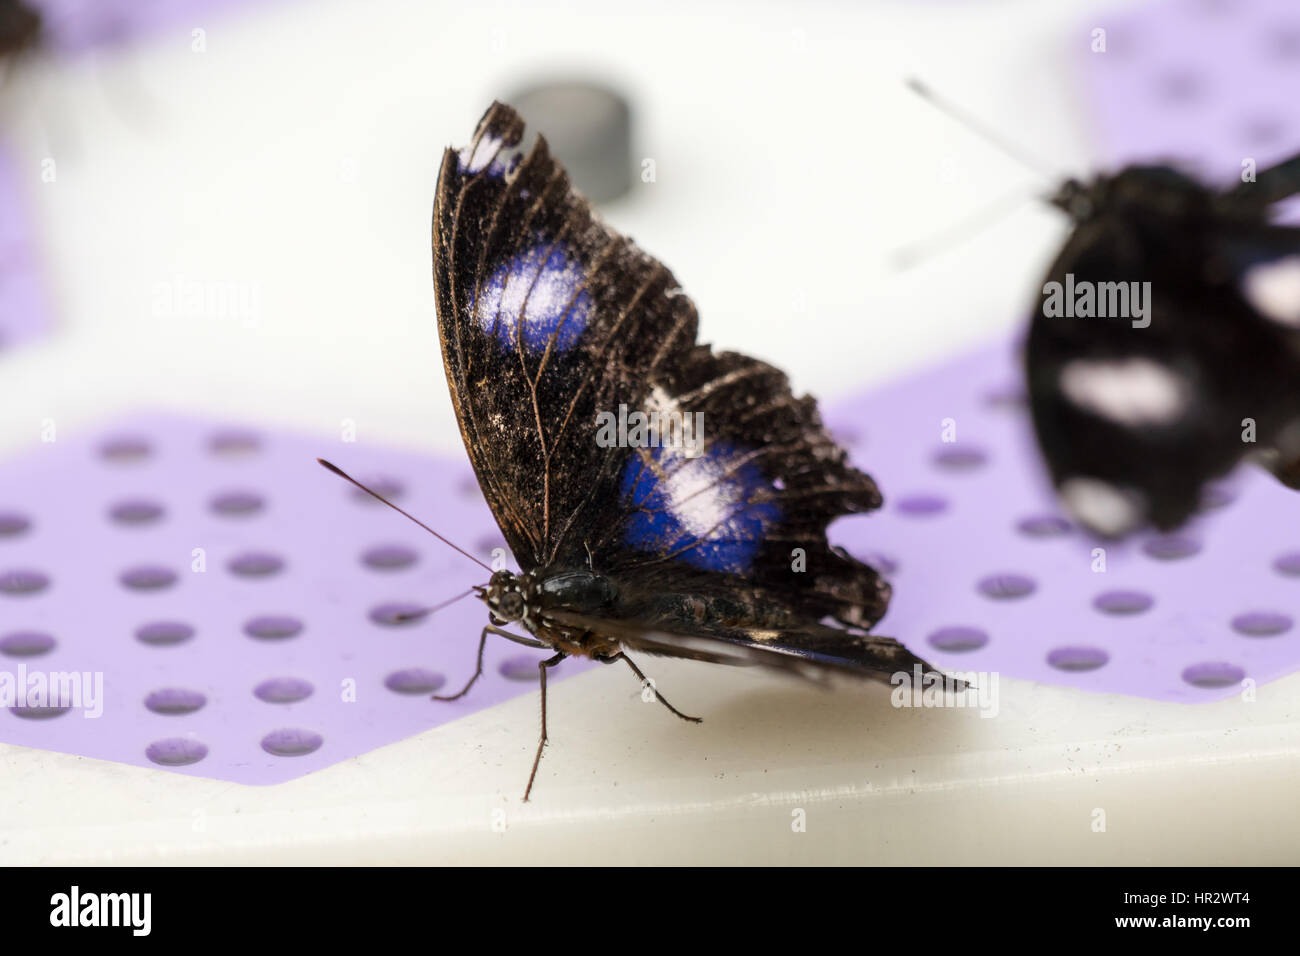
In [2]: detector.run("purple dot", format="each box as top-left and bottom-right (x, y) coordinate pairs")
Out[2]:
(136, 621), (194, 646)
(361, 544), (418, 571)
(458, 475), (484, 500)
(1271, 25), (1300, 58)
(933, 446), (987, 471)
(146, 737), (208, 766)
(0, 569), (50, 595)
(983, 386), (1026, 409)
(897, 494), (948, 517)
(119, 565), (176, 591)
(351, 476), (404, 504)
(1182, 661), (1246, 689)
(1243, 117), (1283, 148)
(927, 626), (988, 653)
(0, 631), (55, 657)
(1093, 590), (1154, 615)
(977, 573), (1036, 600)
(254, 677), (314, 703)
(144, 688), (207, 715)
(1157, 69), (1201, 103)
(1142, 535), (1201, 561)
(1273, 552), (1300, 577)
(261, 728), (323, 757)
(1231, 612), (1293, 637)
(1199, 484), (1237, 511)
(228, 551), (284, 578)
(861, 552), (898, 577)
(210, 490), (265, 517)
(99, 435), (152, 463)
(829, 425), (862, 447)
(109, 499), (165, 526)
(500, 656), (543, 681)
(368, 602), (426, 627)
(13, 704), (71, 720)
(0, 511), (31, 538)
(1047, 646), (1109, 672)
(384, 668), (446, 695)
(1016, 515), (1072, 538)
(209, 429), (261, 458)
(244, 615), (303, 640)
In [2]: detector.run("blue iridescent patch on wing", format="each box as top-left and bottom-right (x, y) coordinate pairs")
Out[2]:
(475, 243), (592, 352)
(619, 443), (781, 573)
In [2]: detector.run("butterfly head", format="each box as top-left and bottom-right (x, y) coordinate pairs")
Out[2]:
(1048, 178), (1098, 223)
(480, 569), (534, 626)
(1050, 166), (1212, 226)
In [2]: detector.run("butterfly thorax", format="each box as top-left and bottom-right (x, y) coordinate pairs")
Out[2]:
(481, 568), (621, 659)
(1051, 167), (1221, 227)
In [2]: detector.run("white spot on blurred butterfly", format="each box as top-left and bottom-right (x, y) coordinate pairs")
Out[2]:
(1059, 358), (1187, 426)
(1059, 478), (1144, 537)
(1241, 256), (1300, 327)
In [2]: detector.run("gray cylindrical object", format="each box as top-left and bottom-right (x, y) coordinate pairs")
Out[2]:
(507, 81), (632, 204)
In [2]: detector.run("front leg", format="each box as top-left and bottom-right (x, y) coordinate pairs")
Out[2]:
(434, 625), (548, 702)
(523, 652), (566, 802)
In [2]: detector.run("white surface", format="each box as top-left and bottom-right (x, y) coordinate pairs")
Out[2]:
(4, 0), (1295, 865)
(6, 662), (1299, 865)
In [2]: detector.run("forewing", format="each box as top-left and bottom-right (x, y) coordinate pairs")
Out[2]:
(433, 103), (698, 568)
(434, 103), (891, 632)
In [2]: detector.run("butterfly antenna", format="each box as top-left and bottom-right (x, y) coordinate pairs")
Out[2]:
(317, 458), (493, 573)
(905, 77), (1056, 180)
(891, 184), (1037, 270)
(392, 586), (482, 623)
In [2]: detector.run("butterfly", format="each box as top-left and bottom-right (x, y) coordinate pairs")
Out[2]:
(330, 100), (949, 801)
(1025, 154), (1300, 536)
(0, 0), (41, 80)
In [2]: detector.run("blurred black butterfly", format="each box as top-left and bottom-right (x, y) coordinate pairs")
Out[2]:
(0, 0), (41, 81)
(904, 78), (1300, 537)
(350, 101), (948, 800)
(1026, 155), (1300, 536)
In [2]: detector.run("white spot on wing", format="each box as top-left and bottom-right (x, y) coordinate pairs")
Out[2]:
(658, 450), (731, 537)
(1242, 256), (1300, 327)
(1059, 358), (1187, 426)
(458, 135), (502, 174)
(1060, 477), (1144, 536)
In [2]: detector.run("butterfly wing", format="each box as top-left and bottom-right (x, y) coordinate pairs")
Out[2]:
(434, 102), (892, 630)
(1025, 177), (1300, 535)
(433, 102), (699, 568)
(548, 607), (937, 685)
(434, 103), (932, 682)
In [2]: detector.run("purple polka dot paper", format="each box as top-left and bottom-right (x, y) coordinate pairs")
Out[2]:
(0, 146), (51, 353)
(1078, 0), (1300, 221)
(0, 413), (591, 785)
(825, 339), (1299, 704)
(30, 0), (268, 55)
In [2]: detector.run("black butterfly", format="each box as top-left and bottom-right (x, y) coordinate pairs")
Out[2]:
(0, 0), (41, 77)
(1025, 155), (1300, 536)
(358, 101), (947, 800)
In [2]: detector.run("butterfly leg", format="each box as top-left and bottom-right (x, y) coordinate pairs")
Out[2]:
(523, 652), (566, 802)
(603, 651), (703, 724)
(434, 625), (548, 702)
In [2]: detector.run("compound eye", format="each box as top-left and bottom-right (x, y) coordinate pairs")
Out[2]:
(499, 592), (525, 620)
